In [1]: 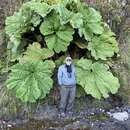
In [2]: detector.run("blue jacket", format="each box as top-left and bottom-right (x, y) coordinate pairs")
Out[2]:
(57, 64), (76, 87)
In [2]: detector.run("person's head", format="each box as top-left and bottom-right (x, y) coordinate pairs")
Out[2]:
(65, 56), (72, 66)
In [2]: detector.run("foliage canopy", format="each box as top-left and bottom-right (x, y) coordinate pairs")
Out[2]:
(5, 0), (120, 102)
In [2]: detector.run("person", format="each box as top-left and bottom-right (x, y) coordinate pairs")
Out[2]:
(57, 55), (76, 117)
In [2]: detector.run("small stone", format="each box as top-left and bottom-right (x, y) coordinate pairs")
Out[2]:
(116, 107), (120, 110)
(111, 111), (129, 121)
(106, 112), (111, 115)
(91, 112), (94, 115)
(7, 124), (12, 127)
(91, 123), (94, 127)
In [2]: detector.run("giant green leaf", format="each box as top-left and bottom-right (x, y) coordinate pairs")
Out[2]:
(5, 10), (28, 52)
(30, 14), (42, 27)
(40, 13), (74, 53)
(76, 58), (120, 99)
(5, 5), (32, 37)
(5, 5), (39, 53)
(53, 3), (83, 28)
(53, 4), (73, 25)
(24, 1), (51, 17)
(88, 28), (119, 60)
(70, 13), (83, 29)
(79, 6), (104, 41)
(20, 42), (54, 62)
(6, 60), (55, 103)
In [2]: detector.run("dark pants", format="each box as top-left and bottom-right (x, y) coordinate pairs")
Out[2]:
(59, 85), (76, 112)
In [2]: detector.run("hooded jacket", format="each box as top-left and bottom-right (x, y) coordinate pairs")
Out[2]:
(57, 64), (76, 87)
